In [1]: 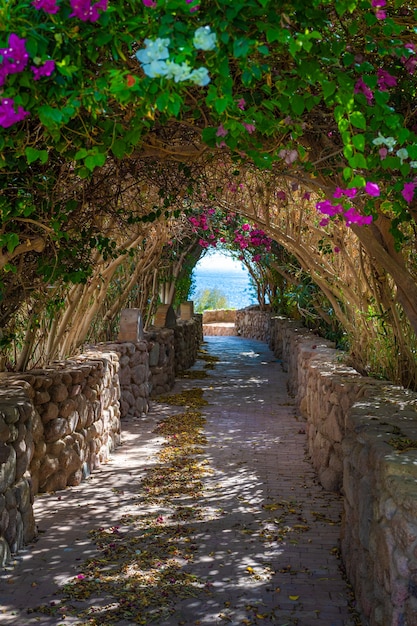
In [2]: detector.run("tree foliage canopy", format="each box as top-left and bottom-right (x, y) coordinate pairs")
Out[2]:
(2, 0), (417, 377)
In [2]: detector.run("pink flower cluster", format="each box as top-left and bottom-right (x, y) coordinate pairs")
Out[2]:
(234, 225), (272, 256)
(33, 0), (108, 22)
(401, 43), (417, 75)
(0, 32), (57, 127)
(0, 98), (29, 128)
(354, 68), (397, 105)
(0, 34), (29, 86)
(371, 0), (387, 20)
(316, 185), (377, 227)
(32, 0), (59, 12)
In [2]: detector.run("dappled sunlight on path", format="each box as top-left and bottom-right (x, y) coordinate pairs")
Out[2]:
(0, 337), (362, 625)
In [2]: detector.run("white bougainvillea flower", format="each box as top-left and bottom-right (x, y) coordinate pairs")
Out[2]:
(189, 66), (211, 86)
(193, 26), (217, 51)
(136, 38), (170, 65)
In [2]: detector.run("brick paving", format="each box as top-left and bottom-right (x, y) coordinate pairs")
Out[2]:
(0, 336), (362, 625)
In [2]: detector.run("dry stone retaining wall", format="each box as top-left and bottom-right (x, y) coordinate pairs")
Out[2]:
(235, 308), (271, 341)
(235, 310), (417, 625)
(269, 316), (417, 626)
(0, 317), (202, 565)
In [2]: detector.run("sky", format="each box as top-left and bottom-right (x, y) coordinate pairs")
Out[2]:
(194, 250), (246, 273)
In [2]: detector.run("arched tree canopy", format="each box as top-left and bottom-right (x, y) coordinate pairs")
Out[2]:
(1, 0), (417, 382)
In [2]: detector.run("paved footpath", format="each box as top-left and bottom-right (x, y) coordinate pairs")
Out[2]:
(0, 336), (362, 626)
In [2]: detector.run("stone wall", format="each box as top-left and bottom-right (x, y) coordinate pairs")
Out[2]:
(0, 316), (202, 564)
(174, 316), (203, 373)
(202, 309), (237, 323)
(0, 380), (36, 566)
(269, 315), (417, 626)
(0, 348), (121, 565)
(235, 308), (271, 341)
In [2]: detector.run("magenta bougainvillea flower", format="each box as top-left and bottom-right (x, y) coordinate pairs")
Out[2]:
(69, 0), (108, 22)
(31, 59), (55, 80)
(32, 0), (60, 13)
(0, 98), (30, 128)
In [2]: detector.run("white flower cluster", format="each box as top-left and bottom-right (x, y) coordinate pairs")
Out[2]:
(372, 132), (397, 151)
(136, 26), (216, 86)
(373, 133), (417, 168)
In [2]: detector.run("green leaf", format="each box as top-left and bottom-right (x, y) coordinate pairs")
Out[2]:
(350, 111), (366, 130)
(74, 148), (88, 161)
(322, 81), (336, 100)
(351, 175), (366, 187)
(111, 139), (127, 159)
(25, 147), (48, 164)
(6, 233), (19, 254)
(38, 105), (63, 129)
(291, 95), (305, 116)
(343, 167), (353, 180)
(84, 152), (106, 171)
(156, 92), (170, 112)
(348, 153), (368, 168)
(352, 134), (365, 151)
(233, 38), (250, 58)
(214, 97), (230, 114)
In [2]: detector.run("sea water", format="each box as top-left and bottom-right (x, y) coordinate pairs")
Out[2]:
(190, 266), (257, 310)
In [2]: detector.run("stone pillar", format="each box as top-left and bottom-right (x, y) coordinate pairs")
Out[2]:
(118, 309), (144, 341)
(153, 304), (177, 329)
(180, 301), (194, 320)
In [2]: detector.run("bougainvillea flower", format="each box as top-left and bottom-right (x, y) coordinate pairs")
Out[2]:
(354, 78), (373, 104)
(32, 0), (60, 13)
(0, 98), (30, 128)
(31, 59), (55, 80)
(69, 0), (108, 22)
(365, 181), (380, 197)
(402, 182), (417, 204)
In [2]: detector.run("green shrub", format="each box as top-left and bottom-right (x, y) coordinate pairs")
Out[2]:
(194, 288), (229, 312)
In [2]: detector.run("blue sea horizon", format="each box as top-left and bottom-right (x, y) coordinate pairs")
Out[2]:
(190, 266), (257, 310)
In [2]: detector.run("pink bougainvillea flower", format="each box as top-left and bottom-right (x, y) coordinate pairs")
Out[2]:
(243, 122), (256, 134)
(237, 98), (246, 110)
(344, 207), (373, 226)
(32, 0), (60, 12)
(0, 34), (29, 86)
(354, 78), (374, 104)
(216, 124), (228, 137)
(0, 98), (30, 128)
(316, 200), (343, 216)
(402, 182), (417, 204)
(31, 59), (55, 80)
(371, 0), (386, 6)
(333, 187), (357, 199)
(334, 246), (340, 253)
(278, 148), (298, 164)
(365, 181), (380, 196)
(142, 0), (156, 5)
(242, 223), (251, 231)
(377, 68), (397, 91)
(376, 9), (386, 19)
(319, 218), (330, 227)
(69, 0), (108, 22)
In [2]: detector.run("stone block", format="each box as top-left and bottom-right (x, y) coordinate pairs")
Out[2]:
(132, 364), (146, 385)
(0, 536), (11, 566)
(41, 470), (67, 493)
(118, 308), (144, 341)
(50, 383), (69, 403)
(0, 445), (16, 493)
